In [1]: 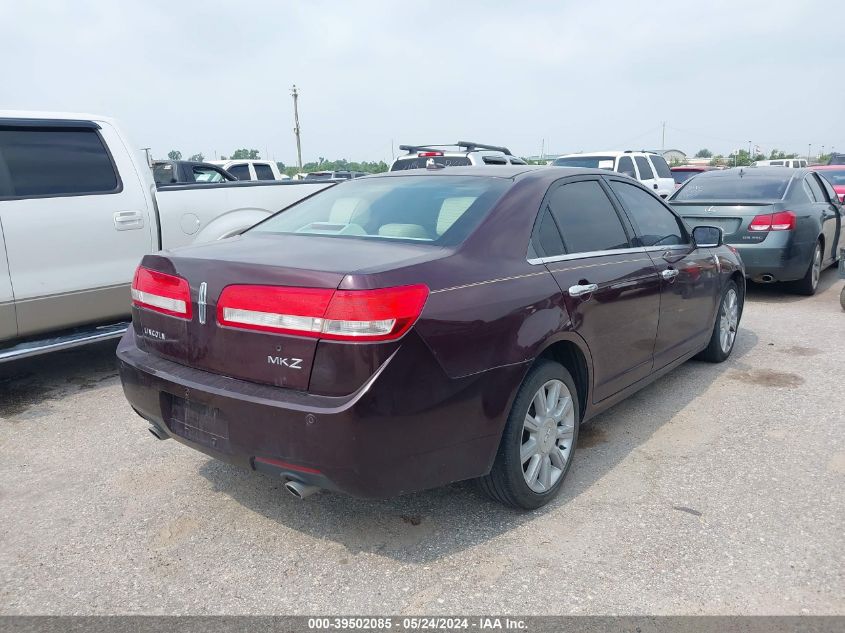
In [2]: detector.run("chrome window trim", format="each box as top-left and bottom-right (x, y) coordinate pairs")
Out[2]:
(527, 246), (648, 266)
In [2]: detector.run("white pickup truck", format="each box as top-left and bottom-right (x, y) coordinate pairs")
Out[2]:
(0, 111), (335, 361)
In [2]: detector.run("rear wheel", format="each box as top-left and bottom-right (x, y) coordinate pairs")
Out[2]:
(790, 241), (822, 296)
(478, 360), (579, 509)
(698, 280), (741, 363)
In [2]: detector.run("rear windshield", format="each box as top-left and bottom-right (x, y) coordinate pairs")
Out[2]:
(671, 170), (701, 184)
(673, 173), (790, 201)
(304, 172), (334, 180)
(152, 163), (175, 184)
(391, 156), (472, 170)
(551, 156), (615, 169)
(817, 169), (845, 186)
(250, 175), (509, 244)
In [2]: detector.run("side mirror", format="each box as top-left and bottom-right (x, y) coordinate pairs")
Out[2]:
(692, 225), (723, 248)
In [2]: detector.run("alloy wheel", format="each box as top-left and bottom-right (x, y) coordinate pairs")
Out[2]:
(719, 288), (739, 354)
(521, 379), (576, 493)
(811, 244), (821, 290)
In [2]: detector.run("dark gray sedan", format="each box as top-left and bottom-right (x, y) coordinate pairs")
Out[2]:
(669, 167), (844, 294)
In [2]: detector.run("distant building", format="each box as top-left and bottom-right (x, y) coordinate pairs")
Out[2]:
(662, 149), (687, 164)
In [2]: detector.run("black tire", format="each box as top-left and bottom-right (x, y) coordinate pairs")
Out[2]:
(790, 240), (822, 296)
(698, 279), (742, 363)
(478, 360), (580, 510)
(840, 285), (845, 311)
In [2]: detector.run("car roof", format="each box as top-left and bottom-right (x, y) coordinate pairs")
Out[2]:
(671, 166), (708, 171)
(556, 150), (654, 158)
(692, 166), (803, 179)
(368, 165), (624, 181)
(809, 165), (845, 171)
(0, 109), (118, 126)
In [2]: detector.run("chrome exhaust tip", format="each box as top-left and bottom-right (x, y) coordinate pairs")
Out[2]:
(284, 480), (320, 500)
(760, 274), (775, 283)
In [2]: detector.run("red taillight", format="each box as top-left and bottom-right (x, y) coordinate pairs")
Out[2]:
(748, 211), (796, 232)
(417, 151), (443, 157)
(131, 266), (192, 319)
(217, 284), (429, 341)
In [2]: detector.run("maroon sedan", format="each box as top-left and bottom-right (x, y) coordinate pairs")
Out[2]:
(118, 166), (744, 509)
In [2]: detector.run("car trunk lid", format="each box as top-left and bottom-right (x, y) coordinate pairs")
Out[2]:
(670, 201), (781, 244)
(131, 233), (439, 391)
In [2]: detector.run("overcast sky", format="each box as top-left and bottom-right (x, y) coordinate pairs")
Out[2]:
(3, 1), (843, 164)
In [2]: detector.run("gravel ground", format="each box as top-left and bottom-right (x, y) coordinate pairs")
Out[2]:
(1, 269), (843, 615)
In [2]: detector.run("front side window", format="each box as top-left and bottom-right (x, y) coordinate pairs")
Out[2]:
(634, 156), (654, 180)
(254, 163), (275, 180)
(228, 163), (250, 180)
(610, 180), (686, 247)
(546, 180), (629, 254)
(250, 175), (509, 245)
(0, 127), (119, 197)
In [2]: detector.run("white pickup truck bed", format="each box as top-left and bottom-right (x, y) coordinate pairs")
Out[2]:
(0, 111), (335, 361)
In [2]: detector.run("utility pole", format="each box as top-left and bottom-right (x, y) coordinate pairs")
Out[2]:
(661, 122), (666, 151)
(748, 140), (752, 160)
(291, 84), (303, 170)
(808, 143), (812, 164)
(141, 147), (152, 167)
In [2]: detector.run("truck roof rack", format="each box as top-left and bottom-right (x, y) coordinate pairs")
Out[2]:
(398, 141), (513, 156)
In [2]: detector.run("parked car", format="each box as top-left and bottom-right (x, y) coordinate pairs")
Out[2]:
(551, 151), (675, 198)
(118, 165), (744, 509)
(0, 111), (336, 362)
(208, 159), (290, 181)
(751, 159), (808, 168)
(152, 160), (235, 185)
(827, 152), (845, 166)
(303, 170), (368, 181)
(670, 165), (710, 188)
(670, 167), (844, 294)
(390, 141), (527, 171)
(810, 165), (845, 202)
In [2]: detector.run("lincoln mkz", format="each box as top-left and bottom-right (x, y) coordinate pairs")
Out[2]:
(118, 166), (744, 508)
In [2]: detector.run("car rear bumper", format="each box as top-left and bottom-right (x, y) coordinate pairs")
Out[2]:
(117, 328), (523, 498)
(732, 235), (813, 282)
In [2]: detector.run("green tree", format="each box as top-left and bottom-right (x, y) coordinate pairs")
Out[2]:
(275, 161), (286, 172)
(229, 148), (261, 160)
(188, 153), (204, 162)
(167, 150), (182, 160)
(669, 157), (683, 167)
(709, 155), (725, 167)
(695, 148), (712, 158)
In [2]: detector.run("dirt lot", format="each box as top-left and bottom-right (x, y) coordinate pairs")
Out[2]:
(1, 270), (843, 615)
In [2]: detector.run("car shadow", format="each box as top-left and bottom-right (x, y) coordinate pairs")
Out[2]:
(744, 266), (840, 304)
(0, 340), (120, 419)
(198, 328), (759, 564)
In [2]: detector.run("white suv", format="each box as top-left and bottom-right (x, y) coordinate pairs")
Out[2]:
(551, 151), (675, 198)
(390, 141), (527, 171)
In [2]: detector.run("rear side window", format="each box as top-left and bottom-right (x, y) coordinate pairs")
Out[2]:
(634, 156), (654, 180)
(617, 156), (635, 175)
(805, 175), (825, 202)
(610, 180), (686, 247)
(649, 155), (672, 179)
(0, 127), (119, 198)
(254, 163), (275, 180)
(193, 166), (226, 183)
(532, 209), (566, 258)
(547, 180), (629, 254)
(228, 163), (250, 180)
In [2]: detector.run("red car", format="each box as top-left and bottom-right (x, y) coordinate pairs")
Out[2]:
(670, 165), (710, 189)
(809, 165), (845, 202)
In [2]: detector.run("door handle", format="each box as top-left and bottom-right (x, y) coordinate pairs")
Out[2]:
(569, 283), (598, 297)
(113, 211), (144, 231)
(661, 268), (679, 280)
